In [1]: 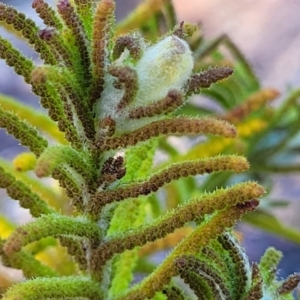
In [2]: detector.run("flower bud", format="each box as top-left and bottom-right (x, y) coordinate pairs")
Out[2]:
(134, 35), (194, 105)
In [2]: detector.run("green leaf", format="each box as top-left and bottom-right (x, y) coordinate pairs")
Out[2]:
(121, 139), (158, 182)
(0, 163), (54, 217)
(3, 214), (102, 255)
(2, 276), (102, 300)
(0, 237), (58, 278)
(0, 106), (48, 156)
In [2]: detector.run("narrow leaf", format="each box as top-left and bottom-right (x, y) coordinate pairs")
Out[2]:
(3, 214), (102, 255)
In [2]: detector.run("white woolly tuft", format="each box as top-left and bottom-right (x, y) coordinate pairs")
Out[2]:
(133, 35), (194, 106)
(96, 35), (194, 135)
(96, 73), (125, 120)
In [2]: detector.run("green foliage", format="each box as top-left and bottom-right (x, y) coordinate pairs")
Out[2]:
(0, 0), (299, 299)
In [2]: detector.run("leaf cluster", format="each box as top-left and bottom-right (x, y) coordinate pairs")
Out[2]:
(0, 0), (299, 299)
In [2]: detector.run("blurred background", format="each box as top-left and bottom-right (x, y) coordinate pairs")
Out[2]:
(0, 0), (300, 282)
(166, 0), (300, 280)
